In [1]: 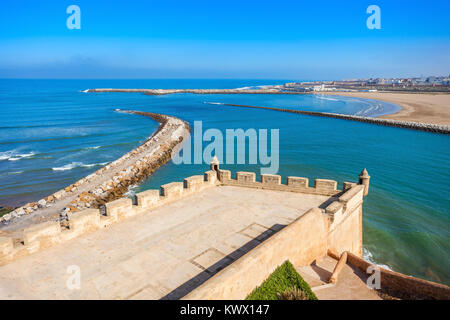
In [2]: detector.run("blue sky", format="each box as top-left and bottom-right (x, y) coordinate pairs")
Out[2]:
(1, 0), (449, 79)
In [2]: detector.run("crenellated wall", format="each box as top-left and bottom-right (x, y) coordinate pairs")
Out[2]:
(0, 164), (365, 300)
(182, 179), (367, 300)
(184, 167), (450, 301)
(0, 169), (219, 266)
(217, 169), (342, 197)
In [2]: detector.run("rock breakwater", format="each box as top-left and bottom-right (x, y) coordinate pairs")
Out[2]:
(221, 104), (450, 135)
(0, 110), (190, 233)
(85, 88), (307, 95)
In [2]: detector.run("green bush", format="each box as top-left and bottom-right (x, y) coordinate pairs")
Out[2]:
(246, 260), (318, 300)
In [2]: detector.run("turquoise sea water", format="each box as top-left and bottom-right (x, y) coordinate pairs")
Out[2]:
(0, 79), (448, 285)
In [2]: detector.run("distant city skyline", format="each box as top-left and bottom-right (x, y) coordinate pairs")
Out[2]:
(1, 0), (449, 79)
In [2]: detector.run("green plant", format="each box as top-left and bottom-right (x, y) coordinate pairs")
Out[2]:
(246, 260), (317, 300)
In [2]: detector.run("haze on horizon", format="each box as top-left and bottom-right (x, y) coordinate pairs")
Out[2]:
(0, 0), (449, 80)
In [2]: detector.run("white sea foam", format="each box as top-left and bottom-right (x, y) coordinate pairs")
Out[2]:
(363, 247), (392, 271)
(354, 103), (384, 117)
(81, 161), (109, 168)
(0, 152), (11, 160)
(85, 146), (101, 150)
(0, 151), (36, 161)
(52, 161), (108, 171)
(204, 102), (224, 105)
(315, 95), (339, 102)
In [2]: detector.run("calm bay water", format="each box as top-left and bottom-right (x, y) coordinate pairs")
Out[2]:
(0, 79), (448, 284)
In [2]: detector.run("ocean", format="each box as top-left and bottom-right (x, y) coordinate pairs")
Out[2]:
(0, 79), (448, 285)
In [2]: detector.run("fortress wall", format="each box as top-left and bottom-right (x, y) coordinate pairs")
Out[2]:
(0, 171), (219, 266)
(346, 252), (450, 300)
(219, 171), (341, 197)
(184, 183), (366, 300)
(0, 166), (364, 295)
(325, 185), (364, 256)
(183, 208), (329, 300)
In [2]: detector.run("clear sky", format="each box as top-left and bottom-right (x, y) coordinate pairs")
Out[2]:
(1, 0), (449, 79)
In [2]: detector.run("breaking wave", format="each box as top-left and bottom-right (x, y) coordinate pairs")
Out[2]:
(0, 151), (36, 161)
(363, 248), (392, 271)
(52, 161), (109, 171)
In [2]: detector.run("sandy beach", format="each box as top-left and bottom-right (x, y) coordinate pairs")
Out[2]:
(321, 92), (450, 125)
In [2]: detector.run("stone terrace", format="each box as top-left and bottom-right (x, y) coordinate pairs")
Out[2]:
(0, 185), (331, 299)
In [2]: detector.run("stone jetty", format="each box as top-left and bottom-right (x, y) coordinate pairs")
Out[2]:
(221, 103), (450, 135)
(0, 110), (190, 234)
(85, 88), (308, 95)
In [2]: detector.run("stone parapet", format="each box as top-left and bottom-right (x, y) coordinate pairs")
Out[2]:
(0, 169), (219, 266)
(0, 167), (366, 269)
(261, 174), (281, 185)
(221, 172), (341, 197)
(345, 251), (450, 300)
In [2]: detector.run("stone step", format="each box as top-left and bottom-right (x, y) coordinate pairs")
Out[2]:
(296, 255), (382, 300)
(296, 255), (338, 287)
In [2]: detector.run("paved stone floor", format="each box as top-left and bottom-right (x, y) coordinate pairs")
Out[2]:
(296, 255), (382, 300)
(0, 186), (330, 300)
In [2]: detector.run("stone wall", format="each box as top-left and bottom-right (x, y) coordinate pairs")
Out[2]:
(0, 166), (360, 267)
(0, 170), (219, 266)
(183, 207), (329, 300)
(344, 251), (450, 300)
(217, 170), (343, 197)
(0, 164), (370, 302)
(183, 180), (367, 299)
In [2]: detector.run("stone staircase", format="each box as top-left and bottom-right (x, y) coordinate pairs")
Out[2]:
(296, 255), (382, 300)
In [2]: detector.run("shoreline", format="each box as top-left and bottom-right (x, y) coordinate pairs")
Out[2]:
(0, 110), (190, 236)
(86, 88), (450, 125)
(319, 92), (450, 126)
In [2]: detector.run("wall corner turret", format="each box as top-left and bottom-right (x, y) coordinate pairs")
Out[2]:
(210, 156), (220, 172)
(358, 168), (370, 196)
